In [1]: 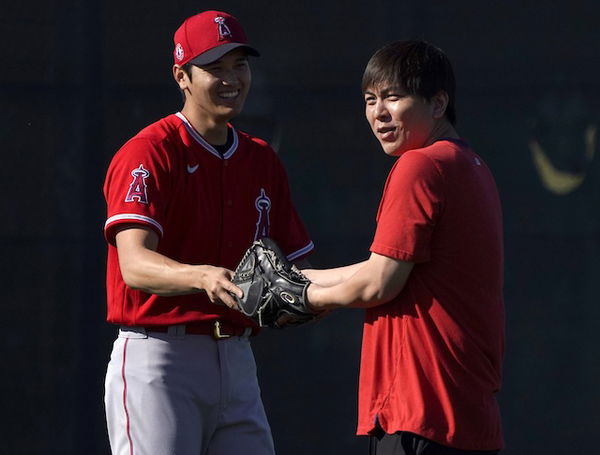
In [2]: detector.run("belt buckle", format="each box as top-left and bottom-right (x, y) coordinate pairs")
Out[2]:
(213, 321), (231, 340)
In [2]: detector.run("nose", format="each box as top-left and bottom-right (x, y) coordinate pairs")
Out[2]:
(220, 68), (240, 86)
(373, 99), (390, 121)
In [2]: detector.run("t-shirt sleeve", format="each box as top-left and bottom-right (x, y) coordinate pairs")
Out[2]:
(103, 137), (172, 245)
(370, 151), (444, 263)
(268, 157), (314, 261)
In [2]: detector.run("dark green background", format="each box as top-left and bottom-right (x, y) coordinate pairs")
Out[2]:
(2, 1), (599, 453)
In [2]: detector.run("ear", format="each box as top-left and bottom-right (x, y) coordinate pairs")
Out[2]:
(431, 90), (449, 120)
(173, 65), (189, 90)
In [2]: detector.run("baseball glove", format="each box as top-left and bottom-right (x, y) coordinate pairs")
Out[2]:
(232, 237), (317, 328)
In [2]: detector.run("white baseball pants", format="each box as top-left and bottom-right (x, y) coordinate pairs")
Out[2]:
(104, 327), (275, 455)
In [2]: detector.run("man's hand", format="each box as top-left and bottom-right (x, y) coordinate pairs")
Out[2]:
(197, 265), (243, 309)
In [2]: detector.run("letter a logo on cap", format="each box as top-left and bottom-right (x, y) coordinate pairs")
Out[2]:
(214, 16), (232, 41)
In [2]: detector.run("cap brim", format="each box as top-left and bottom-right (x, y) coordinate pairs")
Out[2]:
(189, 43), (260, 65)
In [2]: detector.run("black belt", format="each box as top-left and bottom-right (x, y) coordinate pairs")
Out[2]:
(144, 320), (259, 339)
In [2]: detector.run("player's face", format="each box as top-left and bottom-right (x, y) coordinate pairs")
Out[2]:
(364, 85), (437, 156)
(183, 48), (251, 123)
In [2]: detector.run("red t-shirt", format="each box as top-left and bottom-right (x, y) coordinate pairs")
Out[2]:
(359, 139), (504, 450)
(103, 112), (313, 327)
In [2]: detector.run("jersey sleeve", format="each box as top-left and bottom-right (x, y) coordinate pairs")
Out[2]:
(370, 151), (444, 263)
(268, 157), (314, 261)
(103, 137), (172, 245)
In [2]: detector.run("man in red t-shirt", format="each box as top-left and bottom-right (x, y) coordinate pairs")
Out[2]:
(102, 11), (313, 455)
(306, 41), (504, 454)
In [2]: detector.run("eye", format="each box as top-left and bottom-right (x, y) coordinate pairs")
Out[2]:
(386, 93), (404, 101)
(364, 95), (376, 105)
(203, 65), (222, 74)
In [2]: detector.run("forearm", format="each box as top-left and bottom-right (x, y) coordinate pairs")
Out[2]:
(303, 260), (368, 287)
(307, 271), (388, 310)
(307, 254), (414, 310)
(118, 247), (210, 296)
(114, 226), (241, 307)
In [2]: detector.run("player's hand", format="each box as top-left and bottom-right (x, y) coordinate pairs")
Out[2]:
(197, 265), (243, 309)
(300, 269), (319, 282)
(301, 268), (344, 287)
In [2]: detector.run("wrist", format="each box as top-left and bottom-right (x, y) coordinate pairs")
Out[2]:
(306, 283), (325, 311)
(189, 264), (212, 291)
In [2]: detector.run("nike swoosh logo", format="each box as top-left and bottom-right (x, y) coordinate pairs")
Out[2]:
(529, 124), (596, 195)
(187, 164), (199, 174)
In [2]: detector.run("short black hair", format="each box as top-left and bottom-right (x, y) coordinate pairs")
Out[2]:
(181, 62), (194, 80)
(178, 63), (194, 102)
(362, 40), (457, 125)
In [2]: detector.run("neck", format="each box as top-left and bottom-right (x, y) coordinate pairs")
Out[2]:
(424, 119), (459, 147)
(180, 105), (229, 145)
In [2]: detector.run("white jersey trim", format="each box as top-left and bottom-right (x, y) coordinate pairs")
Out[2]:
(286, 241), (315, 261)
(105, 214), (164, 236)
(175, 112), (239, 160)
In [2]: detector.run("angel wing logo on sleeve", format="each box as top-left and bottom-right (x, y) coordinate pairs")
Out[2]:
(125, 164), (150, 204)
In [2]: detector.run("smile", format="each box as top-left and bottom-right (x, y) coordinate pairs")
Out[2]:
(218, 90), (240, 99)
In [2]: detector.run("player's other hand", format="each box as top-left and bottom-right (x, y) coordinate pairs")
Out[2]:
(300, 269), (320, 285)
(301, 269), (338, 287)
(197, 265), (243, 309)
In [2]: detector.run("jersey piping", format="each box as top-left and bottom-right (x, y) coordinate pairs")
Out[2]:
(105, 213), (165, 236)
(175, 112), (239, 160)
(286, 241), (314, 261)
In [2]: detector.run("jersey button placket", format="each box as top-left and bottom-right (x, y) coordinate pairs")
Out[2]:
(225, 165), (233, 248)
(220, 158), (234, 260)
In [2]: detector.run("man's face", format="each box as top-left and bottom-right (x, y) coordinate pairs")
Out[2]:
(364, 85), (436, 156)
(183, 48), (251, 123)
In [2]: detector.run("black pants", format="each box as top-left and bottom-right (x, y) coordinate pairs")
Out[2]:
(369, 432), (500, 455)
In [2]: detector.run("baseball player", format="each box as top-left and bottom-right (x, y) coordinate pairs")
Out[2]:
(102, 10), (313, 455)
(305, 41), (505, 454)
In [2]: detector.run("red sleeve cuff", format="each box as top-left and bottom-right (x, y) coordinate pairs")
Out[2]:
(370, 242), (429, 263)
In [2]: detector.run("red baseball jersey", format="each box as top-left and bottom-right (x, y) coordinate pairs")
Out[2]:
(358, 139), (504, 450)
(103, 112), (313, 328)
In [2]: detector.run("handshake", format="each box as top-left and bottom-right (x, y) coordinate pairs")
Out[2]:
(231, 237), (321, 328)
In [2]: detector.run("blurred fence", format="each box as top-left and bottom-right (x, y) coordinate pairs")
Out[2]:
(2, 1), (599, 453)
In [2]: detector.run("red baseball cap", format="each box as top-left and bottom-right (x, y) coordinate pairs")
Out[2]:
(173, 11), (260, 66)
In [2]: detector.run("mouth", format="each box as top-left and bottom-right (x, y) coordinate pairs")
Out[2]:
(377, 125), (397, 142)
(217, 89), (240, 100)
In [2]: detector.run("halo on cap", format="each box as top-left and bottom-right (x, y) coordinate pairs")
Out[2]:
(190, 43), (260, 66)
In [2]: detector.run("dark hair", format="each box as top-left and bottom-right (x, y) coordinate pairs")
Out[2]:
(178, 63), (194, 102)
(362, 40), (457, 125)
(181, 62), (194, 80)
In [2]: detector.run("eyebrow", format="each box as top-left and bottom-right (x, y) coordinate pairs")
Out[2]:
(364, 86), (402, 96)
